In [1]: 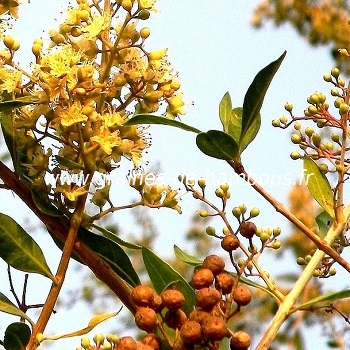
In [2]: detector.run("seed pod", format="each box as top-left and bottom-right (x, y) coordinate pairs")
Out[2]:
(221, 235), (239, 251)
(164, 309), (187, 329)
(232, 285), (252, 306)
(115, 336), (137, 350)
(195, 287), (221, 310)
(202, 255), (225, 275)
(239, 222), (257, 239)
(132, 285), (154, 307)
(134, 307), (158, 332)
(161, 289), (185, 310)
(180, 320), (202, 344)
(141, 333), (162, 350)
(191, 268), (214, 289)
(202, 316), (227, 341)
(230, 331), (251, 349)
(215, 272), (235, 294)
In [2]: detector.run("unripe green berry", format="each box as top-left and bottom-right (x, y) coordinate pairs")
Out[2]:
(249, 207), (260, 217)
(313, 269), (321, 277)
(291, 133), (301, 144)
(290, 151), (301, 160)
(293, 122), (301, 130)
(103, 342), (112, 350)
(318, 163), (328, 174)
(339, 102), (349, 115)
(140, 27), (150, 39)
(237, 258), (245, 268)
(198, 178), (206, 188)
(284, 102), (293, 112)
(198, 210), (209, 218)
(205, 226), (216, 236)
(334, 97), (344, 108)
(232, 207), (241, 218)
(239, 204), (247, 214)
(328, 267), (336, 276)
(3, 35), (15, 49)
(279, 115), (288, 123)
(305, 127), (314, 137)
(307, 105), (318, 115)
(272, 227), (281, 237)
(121, 0), (133, 11)
(220, 182), (229, 192)
(331, 133), (340, 143)
(272, 119), (280, 127)
(325, 141), (333, 151)
(323, 73), (332, 82)
(331, 67), (340, 78)
(271, 240), (281, 249)
(93, 334), (105, 345)
(296, 257), (306, 265)
(316, 119), (327, 128)
(338, 78), (345, 87)
(260, 232), (270, 243)
(138, 9), (150, 19)
(331, 88), (339, 96)
(305, 255), (312, 263)
(81, 337), (91, 349)
(215, 188), (225, 198)
(312, 133), (321, 147)
(106, 334), (118, 344)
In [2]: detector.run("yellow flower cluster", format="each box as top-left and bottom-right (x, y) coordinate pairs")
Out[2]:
(0, 0), (184, 214)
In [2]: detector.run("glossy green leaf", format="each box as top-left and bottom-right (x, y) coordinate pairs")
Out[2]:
(239, 111), (261, 153)
(241, 51), (286, 145)
(0, 213), (54, 281)
(227, 107), (243, 144)
(315, 211), (333, 238)
(295, 289), (350, 311)
(4, 322), (31, 350)
(219, 92), (234, 133)
(45, 309), (121, 340)
(31, 189), (62, 217)
(303, 157), (335, 218)
(173, 245), (202, 266)
(124, 114), (201, 133)
(91, 224), (141, 250)
(0, 95), (39, 112)
(0, 293), (33, 325)
(142, 247), (195, 314)
(196, 130), (239, 160)
(78, 227), (140, 287)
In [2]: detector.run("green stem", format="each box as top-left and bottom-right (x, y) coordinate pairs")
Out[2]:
(256, 206), (350, 350)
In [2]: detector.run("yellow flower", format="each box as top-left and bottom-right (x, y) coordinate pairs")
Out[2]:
(55, 183), (87, 202)
(0, 0), (19, 19)
(58, 102), (88, 127)
(138, 0), (157, 11)
(84, 12), (111, 39)
(166, 92), (186, 118)
(103, 112), (127, 128)
(0, 67), (21, 93)
(90, 126), (122, 155)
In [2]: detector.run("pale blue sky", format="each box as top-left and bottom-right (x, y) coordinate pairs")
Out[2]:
(0, 1), (348, 349)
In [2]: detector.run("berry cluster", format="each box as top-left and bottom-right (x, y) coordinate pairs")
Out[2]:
(128, 255), (252, 350)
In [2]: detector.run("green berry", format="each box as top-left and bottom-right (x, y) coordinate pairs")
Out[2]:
(331, 67), (340, 78)
(198, 210), (209, 217)
(312, 133), (321, 147)
(305, 127), (314, 137)
(305, 255), (312, 263)
(93, 334), (105, 346)
(334, 97), (344, 108)
(296, 257), (306, 265)
(331, 88), (339, 96)
(331, 133), (340, 142)
(249, 207), (260, 218)
(318, 163), (328, 174)
(198, 178), (206, 188)
(293, 122), (301, 130)
(260, 232), (270, 243)
(272, 227), (281, 237)
(232, 207), (241, 218)
(279, 115), (288, 123)
(239, 204), (247, 214)
(81, 337), (91, 349)
(272, 119), (281, 127)
(307, 105), (318, 115)
(323, 73), (332, 82)
(271, 240), (281, 249)
(291, 133), (301, 144)
(339, 102), (349, 115)
(215, 188), (225, 198)
(313, 269), (321, 277)
(284, 102), (293, 112)
(290, 151), (301, 160)
(328, 267), (336, 276)
(338, 78), (345, 87)
(206, 226), (216, 236)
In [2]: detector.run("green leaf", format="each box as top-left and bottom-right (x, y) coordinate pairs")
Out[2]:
(227, 107), (243, 144)
(315, 211), (333, 238)
(196, 130), (239, 160)
(173, 245), (202, 266)
(4, 322), (31, 350)
(55, 155), (85, 170)
(124, 114), (202, 133)
(142, 247), (195, 314)
(31, 189), (62, 217)
(0, 293), (33, 325)
(241, 51), (286, 146)
(239, 111), (261, 153)
(78, 227), (140, 287)
(303, 157), (335, 218)
(45, 309), (122, 340)
(295, 289), (350, 311)
(0, 213), (55, 281)
(219, 92), (234, 132)
(91, 224), (142, 250)
(0, 95), (39, 112)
